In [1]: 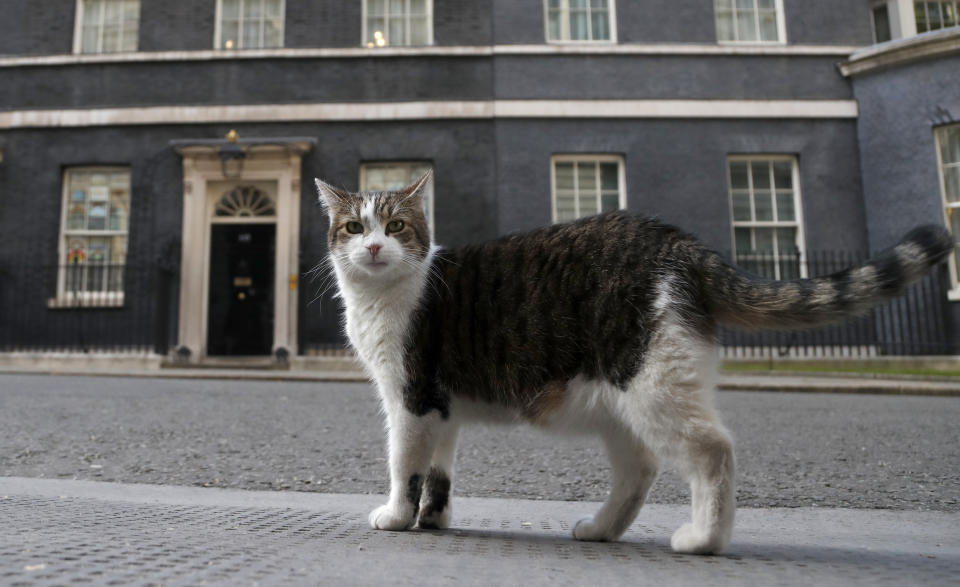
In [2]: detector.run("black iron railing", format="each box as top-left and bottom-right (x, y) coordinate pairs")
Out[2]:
(0, 264), (176, 354)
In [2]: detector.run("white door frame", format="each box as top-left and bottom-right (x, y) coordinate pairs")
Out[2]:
(174, 141), (312, 362)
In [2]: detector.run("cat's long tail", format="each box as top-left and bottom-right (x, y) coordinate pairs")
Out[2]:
(700, 225), (954, 331)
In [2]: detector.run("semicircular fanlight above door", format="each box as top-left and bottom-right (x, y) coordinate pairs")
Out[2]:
(215, 186), (277, 218)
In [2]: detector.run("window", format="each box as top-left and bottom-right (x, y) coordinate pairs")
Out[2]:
(916, 1), (959, 32)
(727, 156), (805, 280)
(714, 0), (785, 43)
(873, 4), (893, 42)
(57, 168), (131, 304)
(545, 0), (616, 42)
(935, 125), (960, 294)
(359, 162), (435, 235)
(216, 0), (284, 50)
(364, 0), (433, 47)
(551, 156), (625, 222)
(74, 0), (139, 54)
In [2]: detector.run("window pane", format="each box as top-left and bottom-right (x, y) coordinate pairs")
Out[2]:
(570, 9), (590, 40)
(556, 191), (577, 221)
(729, 161), (749, 189)
(222, 0), (240, 19)
(600, 162), (618, 190)
(579, 192), (599, 217)
(734, 227), (752, 253)
(759, 10), (778, 41)
(772, 161), (792, 189)
(757, 0), (775, 9)
(732, 190), (752, 221)
(951, 211), (960, 279)
(367, 0), (385, 16)
(591, 9), (610, 40)
(555, 163), (575, 191)
(737, 8), (758, 41)
(591, 0), (608, 7)
(754, 227), (774, 252)
(242, 19), (260, 47)
(775, 190), (795, 221)
(264, 18), (282, 47)
(577, 162), (597, 195)
(410, 0), (427, 12)
(929, 2), (943, 29)
(754, 191), (774, 221)
(410, 16), (429, 44)
(874, 6), (892, 42)
(221, 19), (240, 48)
(571, 0), (588, 8)
(944, 2), (956, 27)
(716, 9), (735, 40)
(776, 227), (798, 254)
(265, 0), (283, 18)
(389, 17), (405, 45)
(246, 0), (263, 19)
(751, 161), (771, 190)
(600, 192), (619, 211)
(941, 126), (960, 164)
(916, 1), (929, 32)
(81, 26), (100, 53)
(367, 17), (386, 44)
(102, 25), (121, 52)
(547, 9), (562, 40)
(944, 166), (960, 203)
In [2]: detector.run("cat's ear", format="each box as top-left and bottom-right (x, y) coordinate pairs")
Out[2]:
(396, 169), (433, 206)
(314, 178), (351, 214)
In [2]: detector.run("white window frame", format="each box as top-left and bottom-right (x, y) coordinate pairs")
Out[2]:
(72, 0), (140, 54)
(714, 0), (787, 45)
(53, 166), (132, 307)
(362, 0), (434, 47)
(726, 155), (807, 280)
(934, 124), (960, 299)
(543, 0), (618, 44)
(214, 0), (286, 50)
(550, 154), (627, 223)
(359, 162), (436, 239)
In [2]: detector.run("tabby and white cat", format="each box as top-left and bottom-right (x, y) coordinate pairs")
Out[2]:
(314, 172), (952, 554)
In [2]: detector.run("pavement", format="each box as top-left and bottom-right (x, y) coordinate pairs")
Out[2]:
(2, 368), (959, 585)
(3, 476), (958, 586)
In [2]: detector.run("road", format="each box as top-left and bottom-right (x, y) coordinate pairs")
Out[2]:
(0, 374), (957, 511)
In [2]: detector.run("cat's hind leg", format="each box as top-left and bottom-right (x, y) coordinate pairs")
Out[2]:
(629, 328), (736, 555)
(417, 420), (459, 530)
(573, 424), (658, 542)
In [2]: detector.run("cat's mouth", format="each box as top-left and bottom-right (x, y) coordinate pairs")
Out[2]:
(365, 261), (389, 269)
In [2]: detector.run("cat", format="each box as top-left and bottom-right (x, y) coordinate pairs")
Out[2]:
(314, 171), (953, 554)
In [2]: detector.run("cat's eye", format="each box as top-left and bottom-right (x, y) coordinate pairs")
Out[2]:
(386, 220), (405, 233)
(345, 221), (364, 234)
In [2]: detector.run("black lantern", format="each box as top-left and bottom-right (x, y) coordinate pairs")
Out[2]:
(218, 130), (245, 178)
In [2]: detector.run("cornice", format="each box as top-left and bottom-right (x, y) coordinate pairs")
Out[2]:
(840, 28), (960, 77)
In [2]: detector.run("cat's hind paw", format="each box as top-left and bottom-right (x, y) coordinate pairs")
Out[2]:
(369, 504), (415, 531)
(417, 506), (450, 530)
(572, 517), (615, 542)
(670, 523), (725, 555)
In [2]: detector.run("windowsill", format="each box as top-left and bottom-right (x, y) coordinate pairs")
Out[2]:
(47, 293), (125, 309)
(948, 288), (960, 302)
(545, 39), (617, 45)
(840, 26), (960, 76)
(716, 40), (787, 46)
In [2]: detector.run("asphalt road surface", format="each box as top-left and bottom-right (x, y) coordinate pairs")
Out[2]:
(1, 374), (957, 511)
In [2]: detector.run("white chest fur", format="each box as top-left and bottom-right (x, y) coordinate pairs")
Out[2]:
(336, 261), (431, 400)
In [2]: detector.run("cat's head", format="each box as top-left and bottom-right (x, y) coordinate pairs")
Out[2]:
(314, 171), (433, 282)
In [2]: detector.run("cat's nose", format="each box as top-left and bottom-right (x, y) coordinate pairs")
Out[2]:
(367, 244), (383, 258)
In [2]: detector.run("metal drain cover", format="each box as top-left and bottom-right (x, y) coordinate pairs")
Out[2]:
(1, 477), (957, 586)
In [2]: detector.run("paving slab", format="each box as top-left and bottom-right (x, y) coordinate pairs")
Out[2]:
(1, 477), (957, 586)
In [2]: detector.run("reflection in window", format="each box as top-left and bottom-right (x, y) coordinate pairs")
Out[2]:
(60, 168), (131, 295)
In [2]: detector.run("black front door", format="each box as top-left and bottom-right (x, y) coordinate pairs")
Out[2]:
(207, 224), (276, 356)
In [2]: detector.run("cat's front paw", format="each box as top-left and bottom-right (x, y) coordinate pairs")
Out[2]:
(572, 517), (615, 542)
(369, 504), (415, 531)
(670, 523), (725, 555)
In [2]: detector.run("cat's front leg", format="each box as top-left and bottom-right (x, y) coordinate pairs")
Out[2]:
(417, 420), (459, 530)
(369, 403), (442, 531)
